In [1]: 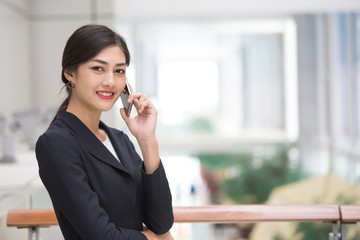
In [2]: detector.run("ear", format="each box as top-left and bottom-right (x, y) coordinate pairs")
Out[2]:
(64, 69), (75, 82)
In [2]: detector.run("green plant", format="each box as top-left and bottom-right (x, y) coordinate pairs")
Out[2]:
(186, 117), (214, 133)
(196, 144), (305, 204)
(273, 222), (360, 240)
(196, 145), (360, 240)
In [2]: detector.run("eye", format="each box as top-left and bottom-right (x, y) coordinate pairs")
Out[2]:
(92, 66), (103, 71)
(115, 69), (125, 74)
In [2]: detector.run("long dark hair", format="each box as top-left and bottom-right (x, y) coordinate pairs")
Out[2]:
(52, 24), (130, 122)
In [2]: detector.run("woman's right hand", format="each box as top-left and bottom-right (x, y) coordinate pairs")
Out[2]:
(142, 230), (174, 240)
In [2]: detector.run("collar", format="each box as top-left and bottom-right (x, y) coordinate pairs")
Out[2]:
(56, 111), (132, 175)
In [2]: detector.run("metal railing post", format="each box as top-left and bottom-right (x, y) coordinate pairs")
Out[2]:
(329, 222), (340, 240)
(28, 227), (39, 240)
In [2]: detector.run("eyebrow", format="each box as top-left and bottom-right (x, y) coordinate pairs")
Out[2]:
(92, 59), (126, 67)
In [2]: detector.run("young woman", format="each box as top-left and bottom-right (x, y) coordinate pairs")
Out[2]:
(35, 25), (174, 240)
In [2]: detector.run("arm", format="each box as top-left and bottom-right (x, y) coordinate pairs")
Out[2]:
(36, 132), (147, 240)
(120, 91), (159, 174)
(141, 160), (174, 234)
(120, 92), (174, 234)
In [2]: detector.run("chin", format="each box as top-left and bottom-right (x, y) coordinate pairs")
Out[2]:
(98, 104), (115, 112)
(102, 106), (114, 112)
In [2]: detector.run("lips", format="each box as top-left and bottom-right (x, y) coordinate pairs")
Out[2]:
(96, 91), (114, 99)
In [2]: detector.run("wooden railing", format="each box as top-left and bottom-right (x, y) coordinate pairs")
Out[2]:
(173, 205), (340, 222)
(7, 205), (360, 240)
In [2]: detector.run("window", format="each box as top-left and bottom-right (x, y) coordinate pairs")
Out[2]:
(126, 19), (298, 152)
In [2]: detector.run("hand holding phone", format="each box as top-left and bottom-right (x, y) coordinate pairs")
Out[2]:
(119, 82), (158, 145)
(120, 80), (133, 117)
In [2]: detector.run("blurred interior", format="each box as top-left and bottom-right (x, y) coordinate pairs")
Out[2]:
(1, 0), (360, 239)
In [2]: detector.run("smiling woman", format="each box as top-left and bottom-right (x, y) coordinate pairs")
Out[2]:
(35, 25), (174, 240)
(65, 45), (127, 116)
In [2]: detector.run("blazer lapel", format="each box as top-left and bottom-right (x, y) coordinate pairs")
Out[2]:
(57, 111), (130, 175)
(100, 122), (136, 177)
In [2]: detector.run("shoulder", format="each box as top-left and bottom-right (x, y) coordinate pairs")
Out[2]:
(38, 117), (74, 143)
(100, 121), (130, 143)
(108, 127), (134, 146)
(103, 124), (139, 155)
(35, 118), (77, 158)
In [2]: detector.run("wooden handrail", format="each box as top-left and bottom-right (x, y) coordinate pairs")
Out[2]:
(173, 204), (340, 223)
(339, 205), (360, 223)
(7, 209), (57, 228)
(7, 204), (343, 228)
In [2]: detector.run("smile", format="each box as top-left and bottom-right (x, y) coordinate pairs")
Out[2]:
(96, 91), (114, 99)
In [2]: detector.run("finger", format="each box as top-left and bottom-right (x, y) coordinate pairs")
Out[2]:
(137, 95), (147, 107)
(127, 83), (136, 103)
(136, 97), (151, 114)
(132, 95), (145, 109)
(132, 98), (140, 110)
(128, 83), (135, 94)
(119, 108), (130, 121)
(140, 98), (151, 113)
(128, 92), (142, 103)
(134, 100), (146, 115)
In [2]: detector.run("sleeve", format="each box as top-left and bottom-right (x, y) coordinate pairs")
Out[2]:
(141, 161), (174, 234)
(35, 132), (147, 240)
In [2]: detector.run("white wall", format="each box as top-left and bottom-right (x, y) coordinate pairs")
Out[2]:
(0, 0), (31, 113)
(0, 2), (31, 235)
(29, 0), (119, 126)
(1, 0), (359, 115)
(0, 1), (115, 239)
(114, 0), (360, 20)
(0, 0), (115, 115)
(2, 0), (359, 117)
(30, 0), (115, 110)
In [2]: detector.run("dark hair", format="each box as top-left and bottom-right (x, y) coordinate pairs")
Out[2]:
(52, 24), (130, 122)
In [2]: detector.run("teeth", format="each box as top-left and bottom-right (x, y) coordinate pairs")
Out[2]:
(97, 92), (113, 96)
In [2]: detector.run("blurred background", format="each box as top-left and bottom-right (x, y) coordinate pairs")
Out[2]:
(1, 0), (360, 239)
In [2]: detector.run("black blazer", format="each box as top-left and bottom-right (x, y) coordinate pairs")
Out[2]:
(35, 111), (173, 240)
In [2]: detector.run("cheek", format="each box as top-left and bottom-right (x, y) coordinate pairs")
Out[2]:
(74, 77), (96, 96)
(114, 94), (121, 102)
(117, 79), (127, 91)
(78, 73), (99, 88)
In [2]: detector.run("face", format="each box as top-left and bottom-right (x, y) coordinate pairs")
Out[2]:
(65, 45), (127, 113)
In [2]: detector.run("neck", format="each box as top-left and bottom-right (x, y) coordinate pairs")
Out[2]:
(66, 103), (102, 135)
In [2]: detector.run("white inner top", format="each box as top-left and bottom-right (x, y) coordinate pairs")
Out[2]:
(102, 134), (121, 163)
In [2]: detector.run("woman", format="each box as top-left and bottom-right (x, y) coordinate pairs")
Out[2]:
(35, 24), (174, 240)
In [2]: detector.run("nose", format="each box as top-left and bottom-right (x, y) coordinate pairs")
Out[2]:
(103, 72), (115, 87)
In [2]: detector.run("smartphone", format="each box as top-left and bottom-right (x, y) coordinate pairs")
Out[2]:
(120, 81), (133, 117)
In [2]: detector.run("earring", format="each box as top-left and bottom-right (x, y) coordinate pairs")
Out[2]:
(66, 81), (75, 90)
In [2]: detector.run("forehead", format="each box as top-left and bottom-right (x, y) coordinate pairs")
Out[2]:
(92, 45), (126, 62)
